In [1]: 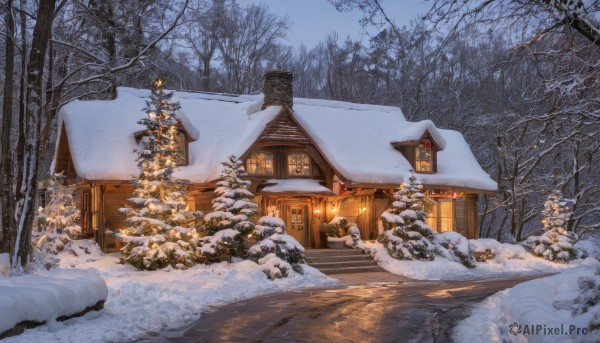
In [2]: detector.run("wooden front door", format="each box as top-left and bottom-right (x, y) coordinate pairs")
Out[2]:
(286, 204), (309, 246)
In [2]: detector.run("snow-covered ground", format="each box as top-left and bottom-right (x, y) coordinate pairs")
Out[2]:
(0, 268), (107, 335)
(4, 251), (335, 343)
(365, 240), (588, 280)
(454, 259), (600, 343)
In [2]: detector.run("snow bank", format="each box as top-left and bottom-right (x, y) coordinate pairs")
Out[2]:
(4, 253), (334, 342)
(365, 241), (577, 280)
(0, 269), (108, 335)
(454, 260), (600, 343)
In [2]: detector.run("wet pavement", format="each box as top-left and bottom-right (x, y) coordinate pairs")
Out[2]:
(143, 273), (548, 343)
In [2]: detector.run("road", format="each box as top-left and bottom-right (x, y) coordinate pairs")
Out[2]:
(145, 273), (546, 343)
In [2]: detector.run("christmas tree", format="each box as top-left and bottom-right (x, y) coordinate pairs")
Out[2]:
(119, 78), (202, 271)
(34, 173), (82, 268)
(377, 171), (437, 261)
(529, 190), (579, 263)
(199, 155), (258, 261)
(248, 216), (305, 279)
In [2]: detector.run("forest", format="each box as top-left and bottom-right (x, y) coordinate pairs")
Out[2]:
(0, 0), (598, 270)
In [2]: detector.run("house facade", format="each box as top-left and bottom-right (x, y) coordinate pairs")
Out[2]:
(52, 70), (497, 252)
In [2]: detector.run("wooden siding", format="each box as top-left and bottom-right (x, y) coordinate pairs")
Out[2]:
(257, 110), (311, 144)
(55, 124), (77, 178)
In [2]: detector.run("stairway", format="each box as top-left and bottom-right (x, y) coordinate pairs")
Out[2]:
(305, 248), (386, 275)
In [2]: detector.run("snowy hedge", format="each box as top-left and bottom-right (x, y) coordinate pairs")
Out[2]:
(248, 216), (306, 279)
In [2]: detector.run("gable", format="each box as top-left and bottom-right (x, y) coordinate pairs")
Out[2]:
(54, 123), (77, 178)
(256, 108), (311, 144)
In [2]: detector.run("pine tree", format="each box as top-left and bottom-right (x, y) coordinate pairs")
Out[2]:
(119, 78), (202, 271)
(529, 190), (579, 263)
(377, 171), (437, 261)
(34, 173), (82, 268)
(199, 155), (258, 261)
(248, 216), (305, 279)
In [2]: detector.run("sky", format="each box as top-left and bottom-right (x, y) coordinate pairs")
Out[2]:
(245, 0), (432, 48)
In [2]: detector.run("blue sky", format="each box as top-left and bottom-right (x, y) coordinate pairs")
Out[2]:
(245, 0), (432, 47)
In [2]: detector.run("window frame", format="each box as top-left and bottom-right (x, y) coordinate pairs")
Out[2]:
(415, 138), (435, 174)
(173, 131), (189, 166)
(286, 152), (312, 178)
(424, 196), (455, 233)
(245, 150), (275, 176)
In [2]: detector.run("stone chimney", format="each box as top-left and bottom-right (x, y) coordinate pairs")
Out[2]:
(262, 69), (293, 109)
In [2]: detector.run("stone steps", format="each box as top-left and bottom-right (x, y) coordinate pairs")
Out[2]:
(305, 248), (386, 275)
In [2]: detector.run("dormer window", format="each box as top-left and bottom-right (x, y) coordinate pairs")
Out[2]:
(173, 132), (188, 166)
(287, 153), (310, 177)
(246, 151), (274, 175)
(134, 120), (193, 167)
(415, 139), (433, 173)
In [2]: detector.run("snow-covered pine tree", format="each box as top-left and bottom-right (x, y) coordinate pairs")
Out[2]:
(199, 155), (258, 261)
(119, 78), (202, 271)
(34, 173), (82, 268)
(528, 190), (579, 263)
(377, 171), (437, 261)
(248, 216), (305, 279)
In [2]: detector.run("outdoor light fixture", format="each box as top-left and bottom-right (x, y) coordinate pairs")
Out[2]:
(313, 208), (321, 219)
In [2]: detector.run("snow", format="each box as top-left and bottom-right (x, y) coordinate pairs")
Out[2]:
(392, 119), (446, 149)
(365, 240), (581, 280)
(56, 87), (279, 183)
(261, 179), (333, 193)
(4, 253), (335, 342)
(0, 268), (108, 335)
(56, 87), (496, 192)
(454, 260), (600, 343)
(293, 103), (497, 191)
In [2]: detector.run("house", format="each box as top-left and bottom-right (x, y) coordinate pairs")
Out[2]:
(52, 70), (497, 252)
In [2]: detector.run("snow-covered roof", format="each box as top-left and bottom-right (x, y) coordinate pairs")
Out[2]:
(55, 87), (497, 192)
(261, 179), (334, 194)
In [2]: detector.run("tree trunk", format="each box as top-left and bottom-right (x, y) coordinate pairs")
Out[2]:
(1, 0), (16, 254)
(11, 0), (56, 272)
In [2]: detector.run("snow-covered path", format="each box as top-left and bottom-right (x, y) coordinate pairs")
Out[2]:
(142, 273), (549, 342)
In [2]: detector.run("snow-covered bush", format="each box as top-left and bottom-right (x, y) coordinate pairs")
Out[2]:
(248, 216), (305, 276)
(470, 238), (528, 262)
(200, 155), (258, 260)
(118, 79), (202, 271)
(33, 174), (84, 269)
(257, 253), (292, 280)
(377, 171), (437, 261)
(197, 229), (242, 263)
(64, 239), (103, 258)
(320, 217), (349, 238)
(524, 190), (580, 263)
(434, 232), (476, 268)
(569, 266), (600, 332)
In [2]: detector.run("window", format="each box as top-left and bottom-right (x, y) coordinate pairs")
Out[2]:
(246, 151), (274, 175)
(174, 132), (188, 166)
(439, 199), (453, 232)
(424, 199), (438, 230)
(415, 139), (433, 173)
(424, 198), (454, 232)
(287, 153), (310, 177)
(290, 206), (305, 231)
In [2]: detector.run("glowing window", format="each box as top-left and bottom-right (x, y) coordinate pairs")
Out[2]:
(415, 139), (433, 173)
(287, 153), (310, 177)
(246, 151), (274, 175)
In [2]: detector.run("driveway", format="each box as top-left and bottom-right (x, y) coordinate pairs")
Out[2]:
(146, 273), (546, 343)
